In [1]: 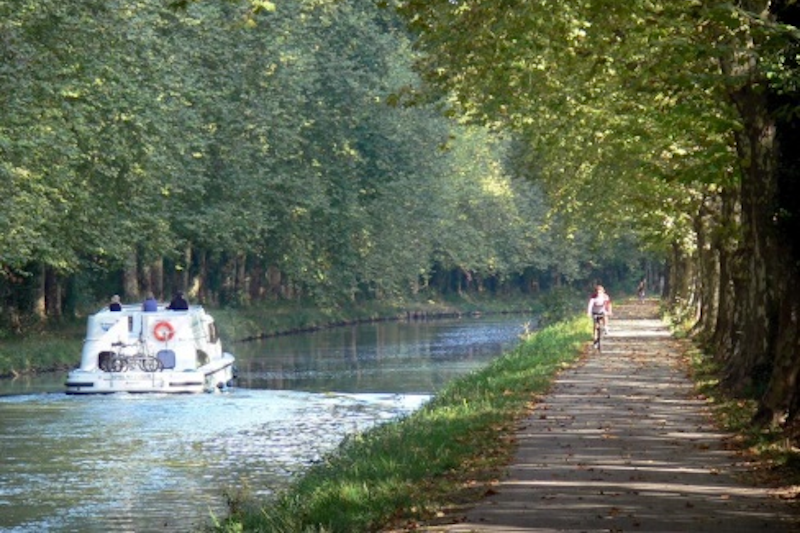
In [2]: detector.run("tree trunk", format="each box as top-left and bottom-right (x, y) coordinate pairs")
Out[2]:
(267, 264), (282, 298)
(758, 287), (800, 427)
(195, 249), (210, 304)
(150, 257), (164, 300)
(62, 275), (77, 318)
(668, 242), (695, 320)
(249, 261), (264, 302)
(236, 253), (248, 304)
(718, 10), (779, 399)
(44, 267), (60, 318)
(123, 252), (139, 300)
(33, 264), (46, 319)
(692, 197), (720, 341)
(710, 187), (739, 362)
(752, 2), (800, 427)
(181, 245), (192, 295)
(140, 262), (153, 299)
(219, 253), (238, 305)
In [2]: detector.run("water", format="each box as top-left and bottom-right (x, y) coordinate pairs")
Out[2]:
(0, 315), (532, 532)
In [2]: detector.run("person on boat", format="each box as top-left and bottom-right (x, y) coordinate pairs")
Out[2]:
(167, 291), (189, 310)
(142, 292), (158, 312)
(109, 295), (122, 312)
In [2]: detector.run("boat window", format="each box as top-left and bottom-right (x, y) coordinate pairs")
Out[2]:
(208, 323), (219, 344)
(98, 351), (115, 372)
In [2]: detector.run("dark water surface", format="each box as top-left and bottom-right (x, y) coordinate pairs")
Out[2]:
(0, 315), (532, 532)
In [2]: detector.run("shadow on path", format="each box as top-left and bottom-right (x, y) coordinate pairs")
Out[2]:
(425, 301), (799, 532)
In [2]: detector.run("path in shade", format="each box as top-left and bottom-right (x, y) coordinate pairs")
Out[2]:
(422, 302), (799, 532)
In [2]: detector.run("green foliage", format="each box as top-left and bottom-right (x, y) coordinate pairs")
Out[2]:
(396, 0), (736, 268)
(211, 315), (588, 532)
(538, 286), (583, 325)
(2, 0), (615, 316)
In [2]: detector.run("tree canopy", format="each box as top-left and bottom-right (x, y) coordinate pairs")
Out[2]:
(1, 0), (649, 325)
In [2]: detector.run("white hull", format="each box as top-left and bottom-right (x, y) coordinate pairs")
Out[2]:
(66, 353), (236, 394)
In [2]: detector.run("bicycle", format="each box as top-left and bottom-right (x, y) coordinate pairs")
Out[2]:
(592, 313), (606, 351)
(106, 341), (164, 373)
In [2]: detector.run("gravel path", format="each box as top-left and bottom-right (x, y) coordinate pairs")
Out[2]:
(425, 302), (799, 532)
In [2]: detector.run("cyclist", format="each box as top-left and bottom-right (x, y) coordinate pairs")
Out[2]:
(587, 285), (612, 348)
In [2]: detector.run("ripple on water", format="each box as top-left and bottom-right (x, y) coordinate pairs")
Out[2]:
(0, 390), (430, 533)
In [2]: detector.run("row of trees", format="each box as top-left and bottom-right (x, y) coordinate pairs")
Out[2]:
(0, 0), (650, 330)
(395, 0), (800, 432)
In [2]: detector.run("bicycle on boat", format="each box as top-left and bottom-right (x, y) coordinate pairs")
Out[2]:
(102, 340), (164, 373)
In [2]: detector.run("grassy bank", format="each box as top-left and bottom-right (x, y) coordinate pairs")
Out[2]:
(0, 333), (83, 378)
(209, 315), (590, 532)
(0, 292), (552, 379)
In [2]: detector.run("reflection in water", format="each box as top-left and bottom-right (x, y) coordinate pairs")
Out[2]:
(235, 317), (528, 393)
(0, 315), (530, 532)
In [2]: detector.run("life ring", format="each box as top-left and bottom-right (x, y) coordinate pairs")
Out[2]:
(153, 321), (175, 342)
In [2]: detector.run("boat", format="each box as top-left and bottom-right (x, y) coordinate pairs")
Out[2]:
(65, 303), (236, 394)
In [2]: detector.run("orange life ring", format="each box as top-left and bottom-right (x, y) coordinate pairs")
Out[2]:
(153, 321), (175, 342)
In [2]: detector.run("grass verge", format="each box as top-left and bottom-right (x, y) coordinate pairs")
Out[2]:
(209, 315), (590, 533)
(0, 334), (83, 377)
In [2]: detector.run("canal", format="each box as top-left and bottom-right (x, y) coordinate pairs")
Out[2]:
(0, 314), (533, 532)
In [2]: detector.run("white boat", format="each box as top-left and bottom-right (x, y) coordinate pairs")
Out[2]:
(65, 303), (236, 394)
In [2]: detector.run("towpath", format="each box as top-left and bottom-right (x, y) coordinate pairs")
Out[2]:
(422, 301), (799, 532)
